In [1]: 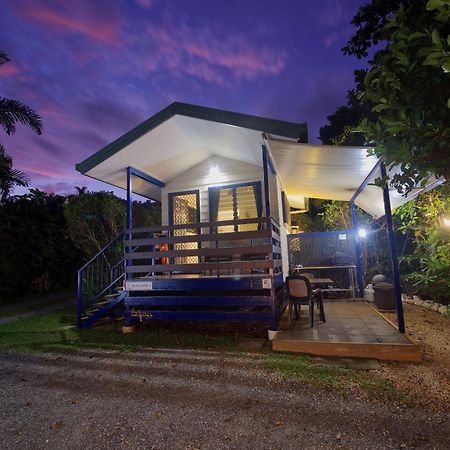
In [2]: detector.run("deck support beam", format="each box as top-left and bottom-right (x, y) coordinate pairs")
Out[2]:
(380, 162), (405, 333)
(351, 201), (364, 297)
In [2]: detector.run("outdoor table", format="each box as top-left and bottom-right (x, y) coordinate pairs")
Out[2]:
(294, 265), (357, 299)
(307, 277), (334, 286)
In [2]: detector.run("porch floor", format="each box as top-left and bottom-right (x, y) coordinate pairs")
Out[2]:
(272, 302), (422, 362)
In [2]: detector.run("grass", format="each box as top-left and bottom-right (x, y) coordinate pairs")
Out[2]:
(0, 289), (74, 318)
(263, 352), (407, 403)
(0, 305), (408, 404)
(0, 307), (239, 353)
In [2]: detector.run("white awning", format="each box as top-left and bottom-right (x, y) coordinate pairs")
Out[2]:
(268, 137), (444, 218)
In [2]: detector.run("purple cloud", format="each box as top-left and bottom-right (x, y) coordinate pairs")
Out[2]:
(1, 0), (369, 197)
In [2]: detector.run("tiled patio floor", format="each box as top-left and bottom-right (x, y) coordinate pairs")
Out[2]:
(273, 302), (422, 362)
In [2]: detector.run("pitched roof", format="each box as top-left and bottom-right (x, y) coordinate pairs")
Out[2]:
(76, 101), (308, 174)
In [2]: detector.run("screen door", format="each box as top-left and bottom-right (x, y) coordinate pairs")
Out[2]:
(169, 191), (200, 265)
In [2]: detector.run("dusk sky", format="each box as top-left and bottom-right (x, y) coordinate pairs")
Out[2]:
(1, 0), (369, 196)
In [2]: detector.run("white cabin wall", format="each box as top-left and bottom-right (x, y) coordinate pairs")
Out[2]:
(161, 155), (264, 225)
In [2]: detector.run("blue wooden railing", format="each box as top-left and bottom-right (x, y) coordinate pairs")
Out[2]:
(76, 232), (126, 328)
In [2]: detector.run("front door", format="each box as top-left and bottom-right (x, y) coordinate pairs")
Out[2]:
(168, 190), (200, 265)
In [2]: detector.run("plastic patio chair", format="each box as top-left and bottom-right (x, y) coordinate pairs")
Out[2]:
(285, 275), (326, 328)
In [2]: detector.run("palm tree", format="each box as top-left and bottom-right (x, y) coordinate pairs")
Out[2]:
(0, 51), (42, 202)
(0, 144), (29, 202)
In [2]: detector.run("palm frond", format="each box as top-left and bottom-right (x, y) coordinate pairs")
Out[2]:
(0, 144), (30, 202)
(0, 97), (43, 135)
(0, 51), (10, 66)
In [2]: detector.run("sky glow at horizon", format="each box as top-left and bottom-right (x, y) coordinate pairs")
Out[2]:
(1, 0), (368, 197)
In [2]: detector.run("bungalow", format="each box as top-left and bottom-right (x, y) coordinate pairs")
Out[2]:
(75, 102), (441, 333)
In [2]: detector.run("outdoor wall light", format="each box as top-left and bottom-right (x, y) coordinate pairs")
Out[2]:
(358, 227), (368, 238)
(206, 165), (225, 184)
(439, 214), (450, 229)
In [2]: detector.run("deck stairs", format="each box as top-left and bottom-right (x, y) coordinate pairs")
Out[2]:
(79, 290), (126, 329)
(76, 231), (128, 329)
(77, 217), (284, 329)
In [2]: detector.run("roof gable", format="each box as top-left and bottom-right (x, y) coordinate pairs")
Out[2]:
(76, 102), (308, 174)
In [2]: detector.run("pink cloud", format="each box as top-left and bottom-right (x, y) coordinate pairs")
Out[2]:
(37, 181), (79, 195)
(145, 23), (287, 85)
(9, 1), (123, 45)
(135, 0), (156, 9)
(0, 62), (21, 78)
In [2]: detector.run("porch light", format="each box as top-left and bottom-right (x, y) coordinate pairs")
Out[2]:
(206, 165), (225, 183)
(358, 227), (367, 238)
(439, 214), (450, 229)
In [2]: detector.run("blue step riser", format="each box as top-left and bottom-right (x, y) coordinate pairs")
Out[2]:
(126, 296), (274, 307)
(129, 311), (275, 322)
(126, 274), (284, 291)
(80, 292), (126, 329)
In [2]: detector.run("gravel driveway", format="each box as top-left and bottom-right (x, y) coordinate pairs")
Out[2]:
(0, 348), (449, 450)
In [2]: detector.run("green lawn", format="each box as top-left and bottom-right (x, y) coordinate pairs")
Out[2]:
(0, 307), (239, 353)
(0, 289), (74, 318)
(263, 352), (407, 403)
(0, 307), (407, 404)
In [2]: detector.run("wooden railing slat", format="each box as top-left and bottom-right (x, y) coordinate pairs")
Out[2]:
(128, 217), (270, 234)
(125, 230), (271, 246)
(125, 244), (273, 260)
(125, 260), (274, 274)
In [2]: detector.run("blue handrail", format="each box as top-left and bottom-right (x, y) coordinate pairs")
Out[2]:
(77, 231), (126, 328)
(78, 231), (125, 272)
(76, 229), (157, 328)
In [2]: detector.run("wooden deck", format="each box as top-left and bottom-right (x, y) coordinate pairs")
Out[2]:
(272, 302), (422, 362)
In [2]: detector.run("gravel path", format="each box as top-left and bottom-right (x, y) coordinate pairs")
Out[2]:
(382, 304), (450, 411)
(1, 348), (449, 450)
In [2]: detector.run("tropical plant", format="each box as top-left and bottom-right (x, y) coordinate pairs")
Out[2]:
(0, 145), (29, 203)
(64, 190), (126, 257)
(64, 189), (161, 259)
(346, 0), (450, 193)
(394, 184), (450, 303)
(319, 91), (368, 146)
(0, 189), (82, 299)
(0, 50), (42, 201)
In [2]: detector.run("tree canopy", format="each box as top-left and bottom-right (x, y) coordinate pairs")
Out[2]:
(323, 0), (450, 193)
(319, 90), (367, 145)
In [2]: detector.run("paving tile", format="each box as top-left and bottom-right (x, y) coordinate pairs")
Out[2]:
(278, 301), (407, 346)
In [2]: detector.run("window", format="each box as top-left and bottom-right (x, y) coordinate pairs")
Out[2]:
(209, 182), (262, 232)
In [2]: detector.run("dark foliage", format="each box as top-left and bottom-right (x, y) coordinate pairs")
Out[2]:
(319, 91), (368, 145)
(0, 190), (82, 300)
(0, 144), (30, 203)
(0, 187), (161, 300)
(342, 0), (410, 58)
(0, 51), (9, 65)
